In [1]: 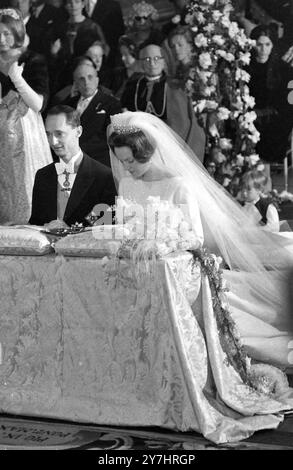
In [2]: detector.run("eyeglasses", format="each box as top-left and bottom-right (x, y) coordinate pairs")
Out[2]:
(135, 15), (149, 21)
(140, 56), (163, 64)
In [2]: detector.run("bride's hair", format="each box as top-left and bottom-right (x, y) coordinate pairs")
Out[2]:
(108, 130), (156, 163)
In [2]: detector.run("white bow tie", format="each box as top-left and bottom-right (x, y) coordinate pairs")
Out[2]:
(55, 160), (75, 176)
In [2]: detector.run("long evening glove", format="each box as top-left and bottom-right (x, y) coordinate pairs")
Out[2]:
(8, 62), (43, 112)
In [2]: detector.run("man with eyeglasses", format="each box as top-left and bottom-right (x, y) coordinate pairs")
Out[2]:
(121, 40), (206, 162)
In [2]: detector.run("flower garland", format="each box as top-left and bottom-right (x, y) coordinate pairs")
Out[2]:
(191, 247), (289, 396)
(191, 247), (251, 384)
(184, 0), (262, 193)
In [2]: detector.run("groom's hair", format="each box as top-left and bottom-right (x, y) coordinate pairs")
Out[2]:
(108, 131), (156, 163)
(46, 105), (81, 129)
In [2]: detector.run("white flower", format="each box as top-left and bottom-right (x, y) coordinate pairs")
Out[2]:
(223, 3), (234, 15)
(236, 154), (245, 166)
(232, 110), (240, 119)
(235, 68), (250, 82)
(194, 33), (208, 48)
(216, 49), (228, 59)
(212, 34), (225, 46)
(194, 99), (207, 113)
(232, 94), (244, 111)
(236, 31), (251, 49)
(243, 94), (255, 108)
(203, 85), (216, 96)
(197, 12), (206, 24)
(228, 21), (240, 38)
(248, 128), (260, 144)
(205, 100), (218, 110)
(249, 154), (260, 165)
(225, 52), (235, 62)
(171, 14), (181, 24)
(217, 106), (230, 120)
(199, 52), (212, 69)
(197, 69), (212, 83)
(219, 138), (232, 150)
(239, 51), (251, 65)
(220, 15), (230, 28)
(204, 23), (215, 33)
(257, 163), (265, 171)
(244, 110), (257, 123)
(191, 25), (198, 33)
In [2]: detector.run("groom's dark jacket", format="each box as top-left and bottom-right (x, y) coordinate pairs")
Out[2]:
(29, 153), (116, 226)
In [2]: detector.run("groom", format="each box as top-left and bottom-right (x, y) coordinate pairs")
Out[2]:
(29, 105), (116, 227)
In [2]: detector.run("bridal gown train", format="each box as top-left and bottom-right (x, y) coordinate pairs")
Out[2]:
(119, 175), (293, 443)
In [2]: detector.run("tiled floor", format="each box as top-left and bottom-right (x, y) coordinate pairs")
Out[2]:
(0, 412), (292, 450)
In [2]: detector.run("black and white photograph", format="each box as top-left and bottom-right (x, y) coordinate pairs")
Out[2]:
(0, 0), (293, 455)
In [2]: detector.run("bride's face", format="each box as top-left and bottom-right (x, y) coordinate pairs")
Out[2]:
(114, 146), (151, 179)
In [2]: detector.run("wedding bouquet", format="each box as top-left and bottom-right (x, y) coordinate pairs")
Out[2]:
(114, 196), (199, 259)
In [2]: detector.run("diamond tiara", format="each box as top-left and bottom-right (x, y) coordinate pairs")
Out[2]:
(112, 124), (141, 134)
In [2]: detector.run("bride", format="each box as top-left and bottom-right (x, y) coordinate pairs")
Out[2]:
(107, 110), (293, 443)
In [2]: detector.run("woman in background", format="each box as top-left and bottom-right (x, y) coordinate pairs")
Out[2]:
(168, 25), (194, 82)
(0, 8), (52, 224)
(107, 35), (143, 98)
(248, 25), (293, 177)
(49, 0), (108, 95)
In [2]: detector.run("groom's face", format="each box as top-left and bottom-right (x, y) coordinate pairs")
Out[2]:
(45, 113), (82, 162)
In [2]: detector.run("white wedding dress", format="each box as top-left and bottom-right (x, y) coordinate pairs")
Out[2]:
(118, 173), (293, 443)
(107, 110), (293, 442)
(120, 175), (293, 369)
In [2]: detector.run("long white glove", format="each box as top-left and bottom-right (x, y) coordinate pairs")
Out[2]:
(8, 62), (43, 112)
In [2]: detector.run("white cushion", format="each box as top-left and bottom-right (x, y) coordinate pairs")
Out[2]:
(0, 227), (53, 255)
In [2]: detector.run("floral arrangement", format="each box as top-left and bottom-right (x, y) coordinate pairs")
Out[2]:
(191, 247), (289, 396)
(114, 196), (199, 258)
(192, 247), (251, 383)
(183, 0), (262, 195)
(124, 1), (159, 28)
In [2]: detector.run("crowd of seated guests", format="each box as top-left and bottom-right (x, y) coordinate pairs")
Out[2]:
(1, 0), (293, 228)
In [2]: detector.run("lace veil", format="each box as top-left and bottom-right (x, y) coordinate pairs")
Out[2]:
(108, 111), (293, 312)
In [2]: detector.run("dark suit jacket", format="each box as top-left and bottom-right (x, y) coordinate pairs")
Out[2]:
(91, 0), (124, 66)
(64, 88), (122, 167)
(29, 153), (117, 226)
(26, 4), (67, 58)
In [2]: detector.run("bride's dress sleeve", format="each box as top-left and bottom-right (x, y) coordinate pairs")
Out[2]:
(173, 179), (204, 248)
